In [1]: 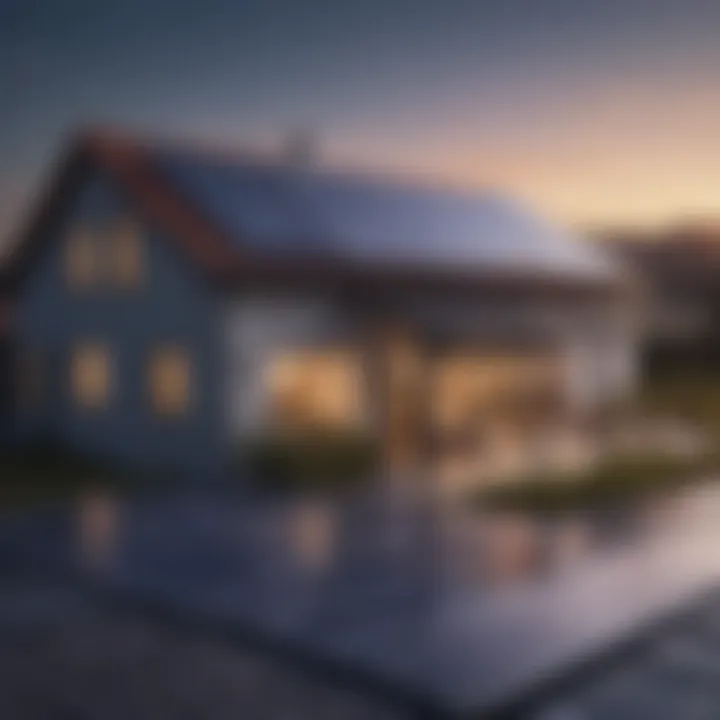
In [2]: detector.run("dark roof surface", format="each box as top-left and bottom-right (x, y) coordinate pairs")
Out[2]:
(4, 129), (625, 298)
(150, 144), (614, 278)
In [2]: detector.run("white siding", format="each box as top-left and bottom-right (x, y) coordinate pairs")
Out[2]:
(562, 314), (639, 411)
(406, 294), (639, 411)
(223, 293), (640, 436)
(223, 296), (343, 436)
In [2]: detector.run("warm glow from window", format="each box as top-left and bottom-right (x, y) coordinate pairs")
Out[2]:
(267, 351), (365, 430)
(71, 344), (112, 409)
(148, 347), (192, 417)
(66, 227), (97, 288)
(111, 219), (143, 287)
(431, 353), (560, 431)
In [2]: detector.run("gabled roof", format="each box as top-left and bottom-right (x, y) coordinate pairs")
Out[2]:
(4, 128), (626, 299)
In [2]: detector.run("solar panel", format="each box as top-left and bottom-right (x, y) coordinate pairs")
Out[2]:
(151, 148), (614, 279)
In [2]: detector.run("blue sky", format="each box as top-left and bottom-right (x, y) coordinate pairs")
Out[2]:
(3, 0), (720, 243)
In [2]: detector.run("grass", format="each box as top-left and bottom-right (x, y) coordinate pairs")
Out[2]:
(470, 372), (720, 515)
(240, 429), (379, 495)
(475, 451), (720, 515)
(0, 454), (105, 509)
(638, 373), (720, 437)
(0, 438), (151, 509)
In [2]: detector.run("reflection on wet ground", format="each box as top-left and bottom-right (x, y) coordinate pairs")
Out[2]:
(4, 482), (720, 714)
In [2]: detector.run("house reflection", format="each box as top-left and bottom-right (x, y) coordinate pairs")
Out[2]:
(479, 513), (544, 587)
(288, 500), (338, 572)
(468, 512), (597, 588)
(542, 518), (594, 570)
(76, 490), (121, 572)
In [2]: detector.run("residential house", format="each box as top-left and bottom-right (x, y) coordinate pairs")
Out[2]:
(2, 129), (637, 483)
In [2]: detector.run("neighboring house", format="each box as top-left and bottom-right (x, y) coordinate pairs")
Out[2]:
(600, 225), (720, 376)
(2, 129), (636, 479)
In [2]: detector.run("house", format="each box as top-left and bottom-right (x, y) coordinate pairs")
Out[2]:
(2, 129), (637, 482)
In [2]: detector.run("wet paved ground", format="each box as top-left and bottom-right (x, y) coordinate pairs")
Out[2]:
(7, 577), (720, 718)
(7, 482), (720, 717)
(0, 579), (407, 720)
(530, 589), (720, 720)
(82, 484), (720, 714)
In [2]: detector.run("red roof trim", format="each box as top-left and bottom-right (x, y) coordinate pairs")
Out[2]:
(83, 131), (241, 275)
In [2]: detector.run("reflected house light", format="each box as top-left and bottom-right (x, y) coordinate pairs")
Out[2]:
(481, 514), (542, 587)
(550, 520), (592, 568)
(77, 491), (120, 571)
(290, 501), (337, 571)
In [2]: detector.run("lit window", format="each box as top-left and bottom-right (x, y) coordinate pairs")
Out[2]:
(267, 351), (366, 430)
(66, 227), (97, 288)
(431, 353), (561, 432)
(148, 347), (191, 417)
(111, 219), (144, 287)
(71, 344), (112, 409)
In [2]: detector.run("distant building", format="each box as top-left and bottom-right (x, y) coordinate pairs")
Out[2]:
(2, 129), (637, 480)
(600, 225), (720, 376)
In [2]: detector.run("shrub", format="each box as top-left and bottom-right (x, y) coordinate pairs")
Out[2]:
(241, 429), (379, 492)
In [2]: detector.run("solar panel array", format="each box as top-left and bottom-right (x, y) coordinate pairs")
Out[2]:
(152, 148), (615, 280)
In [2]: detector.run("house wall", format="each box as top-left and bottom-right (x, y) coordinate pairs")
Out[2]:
(224, 295), (349, 435)
(223, 291), (639, 438)
(397, 293), (638, 412)
(560, 306), (638, 411)
(14, 168), (226, 474)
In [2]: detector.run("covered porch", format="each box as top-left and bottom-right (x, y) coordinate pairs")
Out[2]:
(260, 327), (587, 496)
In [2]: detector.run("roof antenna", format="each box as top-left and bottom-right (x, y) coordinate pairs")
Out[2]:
(282, 127), (318, 168)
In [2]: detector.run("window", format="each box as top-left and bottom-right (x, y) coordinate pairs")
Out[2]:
(66, 227), (98, 288)
(431, 353), (561, 432)
(111, 219), (144, 287)
(267, 351), (366, 430)
(148, 347), (192, 417)
(71, 343), (112, 410)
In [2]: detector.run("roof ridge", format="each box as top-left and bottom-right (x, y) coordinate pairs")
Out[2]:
(75, 125), (513, 205)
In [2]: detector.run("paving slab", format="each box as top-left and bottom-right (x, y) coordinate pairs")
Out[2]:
(8, 483), (720, 716)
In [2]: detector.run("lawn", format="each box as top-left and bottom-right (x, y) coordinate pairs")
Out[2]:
(0, 439), (171, 509)
(474, 451), (720, 515)
(638, 373), (720, 436)
(472, 374), (720, 515)
(0, 441), (114, 508)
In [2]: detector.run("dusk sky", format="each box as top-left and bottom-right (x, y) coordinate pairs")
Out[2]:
(3, 0), (720, 245)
